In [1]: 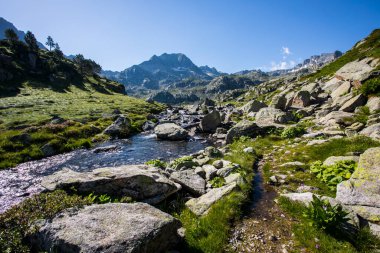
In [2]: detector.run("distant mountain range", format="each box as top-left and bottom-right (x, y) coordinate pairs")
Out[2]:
(0, 17), (46, 49)
(102, 53), (224, 89)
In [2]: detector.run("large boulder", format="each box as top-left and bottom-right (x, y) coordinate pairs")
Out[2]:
(330, 81), (351, 100)
(170, 170), (206, 196)
(339, 94), (366, 112)
(291, 90), (311, 107)
(336, 147), (380, 222)
(360, 123), (380, 140)
(323, 156), (359, 166)
(30, 203), (181, 253)
(185, 183), (238, 216)
(200, 110), (221, 132)
(225, 120), (263, 144)
(103, 115), (131, 138)
(154, 123), (189, 141)
(240, 100), (267, 113)
(335, 57), (378, 81)
(41, 165), (181, 204)
(255, 107), (295, 125)
(366, 96), (380, 113)
(318, 111), (354, 126)
(270, 94), (287, 110)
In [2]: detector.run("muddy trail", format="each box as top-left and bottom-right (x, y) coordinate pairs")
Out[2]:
(227, 155), (295, 253)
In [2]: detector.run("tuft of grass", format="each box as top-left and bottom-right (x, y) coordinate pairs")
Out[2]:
(177, 191), (245, 253)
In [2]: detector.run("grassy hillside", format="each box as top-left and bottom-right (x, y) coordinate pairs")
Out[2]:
(0, 36), (165, 169)
(306, 29), (380, 81)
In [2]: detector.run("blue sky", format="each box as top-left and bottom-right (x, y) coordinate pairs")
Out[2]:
(1, 0), (380, 73)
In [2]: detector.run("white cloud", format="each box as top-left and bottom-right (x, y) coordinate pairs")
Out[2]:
(282, 46), (291, 56)
(270, 60), (296, 71)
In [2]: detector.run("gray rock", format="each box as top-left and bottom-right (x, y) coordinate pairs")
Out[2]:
(212, 160), (224, 169)
(202, 164), (218, 181)
(335, 57), (377, 81)
(366, 96), (380, 113)
(204, 146), (222, 158)
(307, 139), (328, 146)
(255, 107), (295, 125)
(200, 110), (221, 132)
(185, 183), (238, 216)
(331, 81), (351, 99)
(225, 173), (245, 185)
(292, 90), (311, 107)
(360, 123), (380, 140)
(225, 120), (263, 144)
(318, 111), (354, 126)
(103, 115), (131, 138)
(92, 145), (119, 153)
(170, 170), (206, 196)
(243, 147), (254, 153)
(296, 185), (319, 193)
(41, 165), (181, 204)
(142, 120), (156, 131)
(194, 167), (206, 179)
(154, 123), (189, 141)
(241, 100), (267, 113)
(30, 203), (181, 253)
(340, 94), (366, 112)
(323, 156), (359, 166)
(270, 94), (287, 110)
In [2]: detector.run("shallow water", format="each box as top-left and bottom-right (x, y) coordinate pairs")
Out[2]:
(0, 132), (209, 213)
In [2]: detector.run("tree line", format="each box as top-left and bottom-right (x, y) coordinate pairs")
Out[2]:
(3, 28), (102, 75)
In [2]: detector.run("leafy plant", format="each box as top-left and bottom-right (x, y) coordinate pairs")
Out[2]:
(310, 160), (356, 190)
(98, 194), (111, 204)
(303, 195), (349, 233)
(281, 125), (306, 138)
(145, 159), (167, 169)
(353, 106), (370, 124)
(210, 177), (226, 188)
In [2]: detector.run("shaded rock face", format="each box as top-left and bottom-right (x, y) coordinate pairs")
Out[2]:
(41, 165), (181, 204)
(366, 96), (380, 113)
(200, 110), (221, 132)
(30, 203), (181, 253)
(291, 90), (311, 107)
(255, 107), (294, 125)
(185, 182), (238, 216)
(270, 94), (287, 110)
(103, 115), (131, 138)
(339, 94), (366, 112)
(336, 147), (380, 223)
(154, 123), (189, 141)
(225, 120), (263, 144)
(241, 100), (267, 113)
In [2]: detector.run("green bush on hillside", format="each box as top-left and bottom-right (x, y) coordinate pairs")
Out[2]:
(360, 76), (380, 96)
(281, 125), (306, 138)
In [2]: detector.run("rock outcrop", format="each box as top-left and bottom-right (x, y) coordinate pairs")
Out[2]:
(30, 203), (181, 253)
(200, 110), (221, 132)
(41, 165), (181, 204)
(154, 123), (189, 141)
(103, 115), (131, 138)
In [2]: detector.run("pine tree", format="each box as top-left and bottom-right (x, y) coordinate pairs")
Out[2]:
(24, 31), (39, 52)
(45, 36), (55, 51)
(54, 43), (64, 58)
(4, 28), (18, 42)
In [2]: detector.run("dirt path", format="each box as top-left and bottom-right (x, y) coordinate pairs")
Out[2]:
(227, 156), (295, 253)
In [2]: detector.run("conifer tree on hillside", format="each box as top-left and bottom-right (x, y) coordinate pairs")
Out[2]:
(45, 36), (55, 51)
(53, 43), (64, 58)
(24, 31), (39, 52)
(4, 28), (18, 42)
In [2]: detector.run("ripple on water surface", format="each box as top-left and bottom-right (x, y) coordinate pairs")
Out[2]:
(0, 133), (209, 213)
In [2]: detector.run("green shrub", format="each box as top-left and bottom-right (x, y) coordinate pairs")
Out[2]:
(303, 195), (349, 233)
(361, 77), (380, 96)
(281, 125), (306, 138)
(145, 159), (167, 169)
(209, 176), (225, 188)
(310, 160), (356, 190)
(354, 106), (370, 124)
